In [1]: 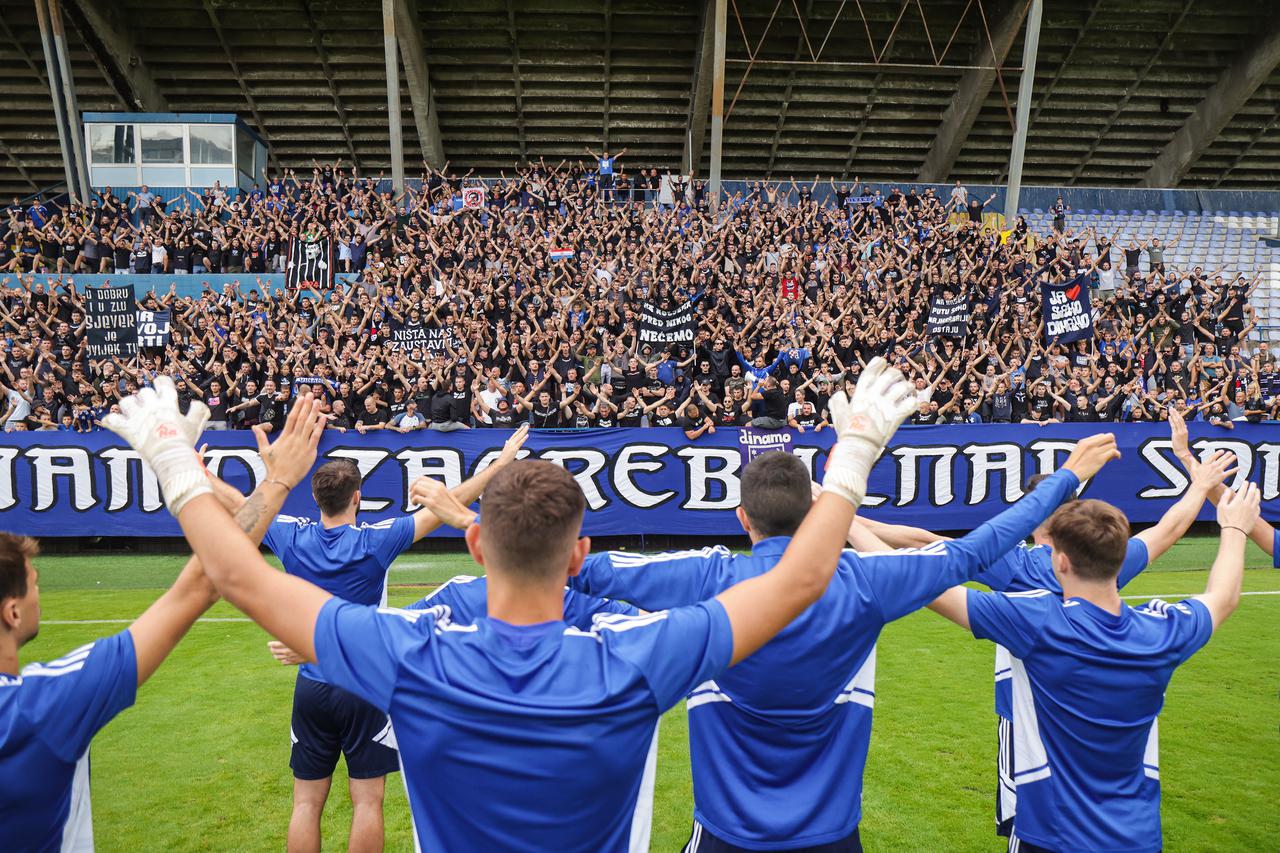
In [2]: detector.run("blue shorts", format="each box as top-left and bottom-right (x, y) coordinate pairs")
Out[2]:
(290, 674), (399, 781)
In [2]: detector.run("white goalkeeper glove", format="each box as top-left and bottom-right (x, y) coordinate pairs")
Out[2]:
(823, 357), (917, 506)
(102, 375), (212, 516)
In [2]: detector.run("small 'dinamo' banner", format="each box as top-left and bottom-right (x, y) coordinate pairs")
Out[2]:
(738, 427), (793, 465)
(0, 423), (1275, 537)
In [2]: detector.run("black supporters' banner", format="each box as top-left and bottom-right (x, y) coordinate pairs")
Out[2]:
(926, 296), (971, 338)
(86, 286), (138, 358)
(136, 310), (171, 349)
(638, 301), (696, 345)
(1042, 275), (1094, 344)
(286, 236), (333, 289)
(391, 321), (455, 354)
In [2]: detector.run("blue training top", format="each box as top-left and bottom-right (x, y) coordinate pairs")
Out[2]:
(568, 469), (1080, 850)
(265, 514), (415, 682)
(0, 632), (137, 851)
(981, 538), (1149, 719)
(968, 589), (1212, 852)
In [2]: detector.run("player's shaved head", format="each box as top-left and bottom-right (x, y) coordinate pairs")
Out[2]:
(311, 459), (362, 516)
(740, 452), (812, 538)
(1043, 500), (1130, 582)
(479, 460), (585, 581)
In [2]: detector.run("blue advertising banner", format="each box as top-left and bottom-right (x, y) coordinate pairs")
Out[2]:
(0, 424), (1276, 538)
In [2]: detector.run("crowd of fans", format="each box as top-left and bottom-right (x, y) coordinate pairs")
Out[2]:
(0, 155), (1275, 435)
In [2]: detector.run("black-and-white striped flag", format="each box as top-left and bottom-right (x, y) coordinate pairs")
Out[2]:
(285, 236), (333, 289)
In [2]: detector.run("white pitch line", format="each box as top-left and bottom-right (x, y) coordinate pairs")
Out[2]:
(39, 590), (1280, 625)
(1121, 590), (1280, 600)
(43, 617), (253, 625)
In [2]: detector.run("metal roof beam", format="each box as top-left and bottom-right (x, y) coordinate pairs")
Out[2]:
(682, 0), (714, 175)
(200, 0), (279, 171)
(300, 0), (360, 169)
(393, 0), (446, 168)
(764, 0), (815, 179)
(504, 0), (527, 160)
(62, 0), (167, 111)
(602, 0), (612, 150)
(1140, 18), (1280, 187)
(916, 0), (1028, 183)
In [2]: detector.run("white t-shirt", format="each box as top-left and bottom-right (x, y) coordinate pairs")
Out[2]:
(658, 175), (675, 205)
(5, 388), (30, 427)
(478, 389), (502, 424)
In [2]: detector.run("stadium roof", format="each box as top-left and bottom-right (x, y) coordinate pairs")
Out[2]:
(1, 0), (1279, 198)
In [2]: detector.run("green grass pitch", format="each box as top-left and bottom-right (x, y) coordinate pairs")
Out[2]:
(25, 538), (1280, 851)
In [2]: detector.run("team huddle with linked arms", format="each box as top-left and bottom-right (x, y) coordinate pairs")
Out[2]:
(1, 357), (1275, 852)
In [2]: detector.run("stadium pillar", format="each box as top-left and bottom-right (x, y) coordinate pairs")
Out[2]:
(707, 0), (727, 211)
(34, 0), (87, 201)
(382, 0), (405, 195)
(1003, 0), (1042, 226)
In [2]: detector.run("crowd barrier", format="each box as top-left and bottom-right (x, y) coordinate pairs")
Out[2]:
(25, 273), (360, 301)
(2, 423), (1275, 538)
(79, 181), (1280, 220)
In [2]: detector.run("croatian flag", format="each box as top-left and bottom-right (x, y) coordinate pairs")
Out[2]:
(549, 247), (574, 261)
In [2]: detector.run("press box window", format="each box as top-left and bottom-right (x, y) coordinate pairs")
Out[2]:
(88, 125), (135, 164)
(140, 124), (184, 164)
(190, 124), (233, 165)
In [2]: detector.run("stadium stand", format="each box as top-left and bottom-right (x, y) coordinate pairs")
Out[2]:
(1, 166), (1277, 433)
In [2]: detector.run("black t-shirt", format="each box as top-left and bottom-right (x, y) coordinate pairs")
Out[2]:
(356, 407), (389, 428)
(531, 403), (559, 428)
(449, 389), (471, 422)
(430, 392), (453, 423)
(988, 392), (1012, 422)
(204, 389), (228, 420)
(759, 387), (788, 420)
(258, 393), (282, 428)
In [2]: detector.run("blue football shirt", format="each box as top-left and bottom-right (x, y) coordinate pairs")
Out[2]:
(1273, 528), (1279, 567)
(967, 590), (1213, 852)
(981, 538), (1149, 719)
(265, 514), (414, 682)
(0, 632), (137, 852)
(312, 595), (732, 851)
(568, 469), (1080, 849)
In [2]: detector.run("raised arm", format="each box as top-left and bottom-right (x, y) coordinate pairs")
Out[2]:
(714, 358), (916, 664)
(128, 440), (302, 684)
(407, 424), (529, 541)
(104, 384), (333, 663)
(1135, 448), (1236, 561)
(1197, 483), (1260, 630)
